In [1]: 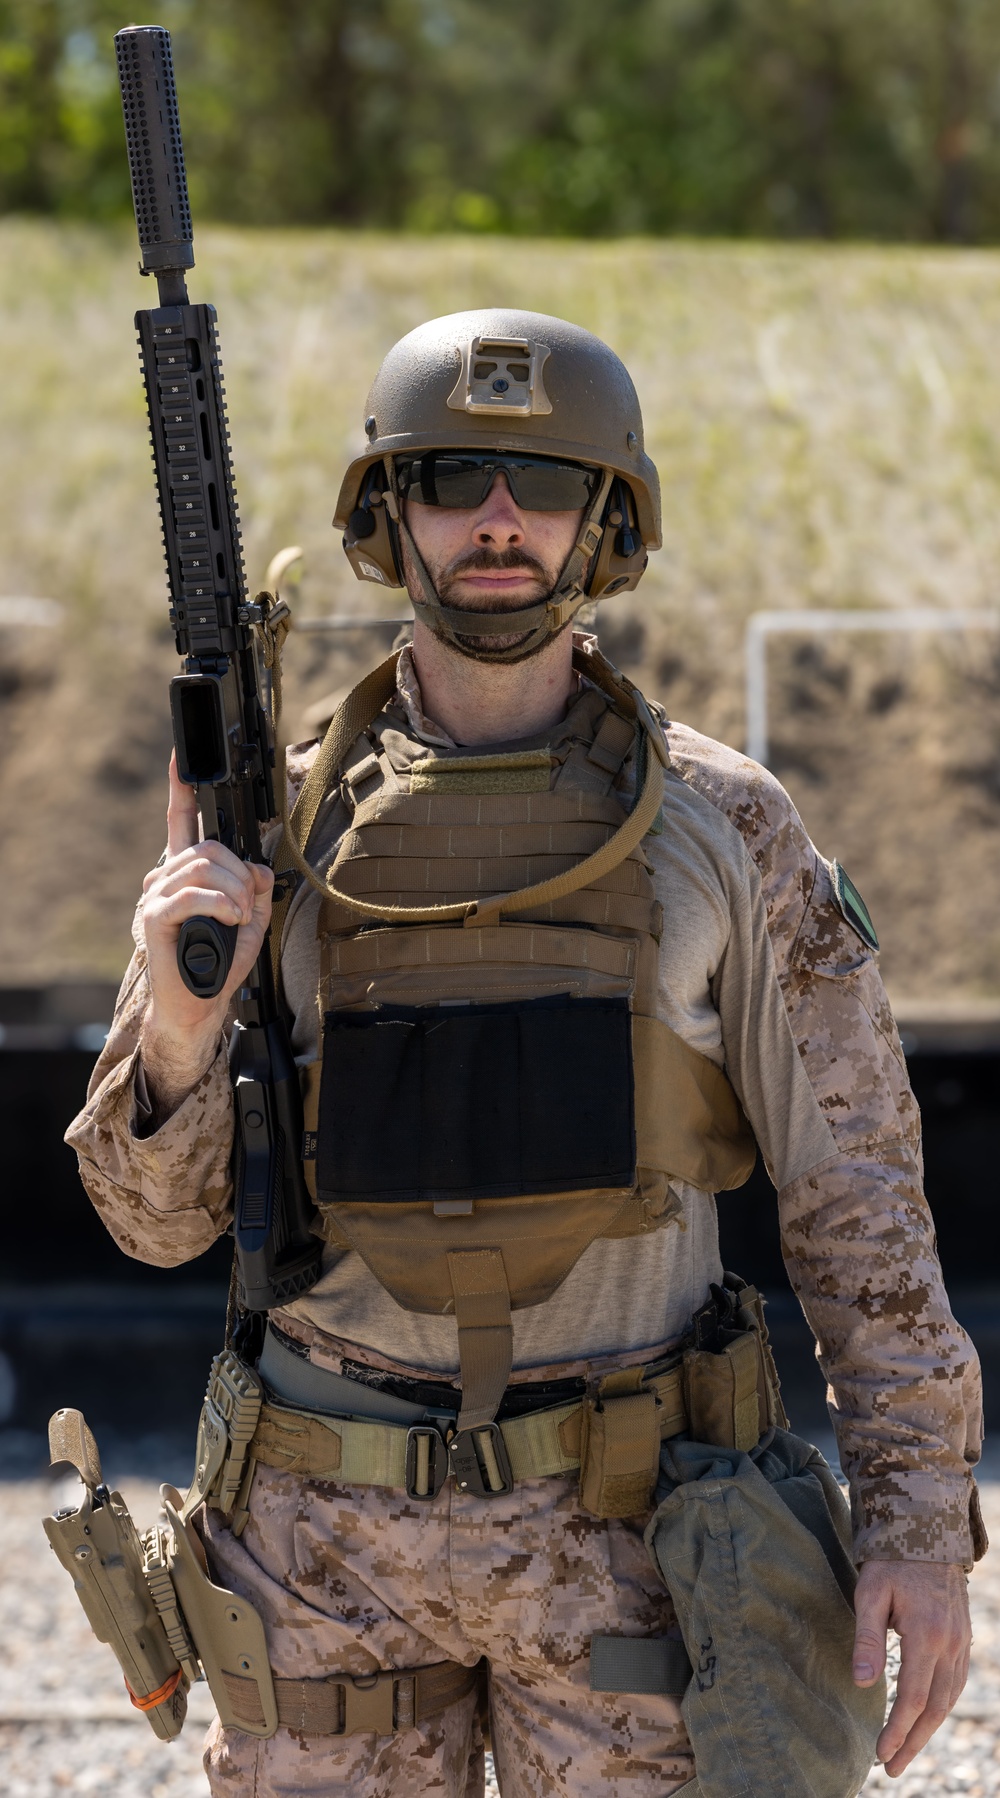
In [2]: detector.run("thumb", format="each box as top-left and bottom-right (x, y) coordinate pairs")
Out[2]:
(852, 1564), (891, 1686)
(166, 750), (201, 857)
(250, 858), (275, 921)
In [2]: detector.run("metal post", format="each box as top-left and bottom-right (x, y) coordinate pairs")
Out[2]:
(743, 608), (1000, 767)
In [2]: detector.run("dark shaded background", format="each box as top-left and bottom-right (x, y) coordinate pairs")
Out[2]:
(1, 987), (995, 1452)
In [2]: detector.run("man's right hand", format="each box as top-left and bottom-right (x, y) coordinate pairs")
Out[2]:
(139, 753), (274, 1122)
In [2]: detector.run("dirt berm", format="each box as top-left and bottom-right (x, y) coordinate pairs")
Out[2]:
(1, 225), (998, 1006)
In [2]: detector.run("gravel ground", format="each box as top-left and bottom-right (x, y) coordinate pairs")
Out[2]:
(1, 1441), (995, 1797)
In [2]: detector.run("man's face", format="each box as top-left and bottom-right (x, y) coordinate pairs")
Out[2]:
(401, 468), (584, 655)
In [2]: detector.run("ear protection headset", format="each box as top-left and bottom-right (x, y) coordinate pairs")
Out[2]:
(341, 457), (647, 600)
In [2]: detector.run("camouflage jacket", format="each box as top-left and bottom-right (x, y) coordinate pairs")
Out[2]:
(66, 649), (984, 1566)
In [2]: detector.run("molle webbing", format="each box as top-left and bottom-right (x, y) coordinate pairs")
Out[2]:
(271, 645), (667, 937)
(319, 795), (663, 942)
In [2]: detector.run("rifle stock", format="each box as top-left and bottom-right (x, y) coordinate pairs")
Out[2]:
(115, 24), (322, 1313)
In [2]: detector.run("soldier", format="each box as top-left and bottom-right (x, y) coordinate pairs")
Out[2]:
(67, 310), (982, 1797)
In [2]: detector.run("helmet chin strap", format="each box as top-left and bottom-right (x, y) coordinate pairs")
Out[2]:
(392, 465), (613, 665)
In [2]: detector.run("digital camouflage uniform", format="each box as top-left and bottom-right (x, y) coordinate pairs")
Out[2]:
(201, 1317), (693, 1796)
(67, 644), (984, 1797)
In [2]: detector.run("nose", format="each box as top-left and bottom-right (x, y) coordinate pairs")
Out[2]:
(473, 471), (526, 548)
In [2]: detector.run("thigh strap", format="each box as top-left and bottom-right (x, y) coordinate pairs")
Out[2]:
(221, 1656), (483, 1736)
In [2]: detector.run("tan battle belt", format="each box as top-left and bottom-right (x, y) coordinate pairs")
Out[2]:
(248, 1359), (689, 1492)
(222, 1656), (482, 1737)
(245, 1303), (785, 1520)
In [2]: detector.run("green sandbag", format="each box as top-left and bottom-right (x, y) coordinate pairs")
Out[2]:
(643, 1429), (886, 1798)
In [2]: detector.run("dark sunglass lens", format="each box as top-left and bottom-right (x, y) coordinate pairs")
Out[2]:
(428, 458), (494, 506)
(398, 453), (598, 510)
(402, 456), (489, 507)
(508, 461), (596, 510)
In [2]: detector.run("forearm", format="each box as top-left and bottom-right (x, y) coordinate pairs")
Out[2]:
(779, 1141), (984, 1565)
(65, 942), (236, 1266)
(139, 1005), (227, 1133)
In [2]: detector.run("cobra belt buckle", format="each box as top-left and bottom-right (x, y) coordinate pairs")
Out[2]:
(448, 1425), (514, 1498)
(404, 1425), (449, 1501)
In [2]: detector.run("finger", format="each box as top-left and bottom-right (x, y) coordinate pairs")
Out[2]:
(950, 1637), (971, 1711)
(148, 885), (248, 936)
(250, 865), (274, 929)
(250, 861), (275, 897)
(876, 1640), (937, 1765)
(852, 1570), (892, 1686)
(880, 1656), (956, 1776)
(142, 849), (168, 895)
(166, 752), (200, 858)
(155, 854), (256, 920)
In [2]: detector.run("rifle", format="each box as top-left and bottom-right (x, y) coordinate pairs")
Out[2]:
(115, 24), (321, 1316)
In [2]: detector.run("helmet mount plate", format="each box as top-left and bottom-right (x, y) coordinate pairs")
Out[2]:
(335, 308), (663, 629)
(447, 335), (553, 419)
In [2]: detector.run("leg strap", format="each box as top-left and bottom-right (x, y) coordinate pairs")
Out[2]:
(220, 1656), (483, 1737)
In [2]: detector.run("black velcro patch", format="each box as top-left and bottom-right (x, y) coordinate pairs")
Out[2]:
(831, 860), (879, 953)
(316, 994), (635, 1205)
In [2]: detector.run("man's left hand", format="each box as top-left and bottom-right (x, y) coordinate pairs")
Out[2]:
(852, 1559), (972, 1776)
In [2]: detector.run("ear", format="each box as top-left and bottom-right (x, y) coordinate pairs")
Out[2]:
(340, 463), (404, 587)
(586, 479), (648, 598)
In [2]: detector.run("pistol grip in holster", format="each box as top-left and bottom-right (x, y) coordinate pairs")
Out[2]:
(42, 1408), (277, 1741)
(43, 1406), (190, 1741)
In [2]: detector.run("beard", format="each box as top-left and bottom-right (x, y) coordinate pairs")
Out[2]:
(432, 546), (559, 658)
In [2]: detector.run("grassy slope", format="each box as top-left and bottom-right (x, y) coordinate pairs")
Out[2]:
(0, 221), (998, 995)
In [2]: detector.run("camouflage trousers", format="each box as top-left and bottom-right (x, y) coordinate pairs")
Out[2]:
(200, 1322), (695, 1797)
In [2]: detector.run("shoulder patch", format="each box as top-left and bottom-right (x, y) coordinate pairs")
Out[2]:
(831, 860), (879, 952)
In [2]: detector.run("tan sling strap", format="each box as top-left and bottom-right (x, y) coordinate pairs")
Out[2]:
(268, 647), (667, 973)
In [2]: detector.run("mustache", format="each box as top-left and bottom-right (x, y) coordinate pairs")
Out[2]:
(439, 545), (550, 609)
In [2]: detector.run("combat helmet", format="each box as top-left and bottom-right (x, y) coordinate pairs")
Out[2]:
(333, 308), (661, 661)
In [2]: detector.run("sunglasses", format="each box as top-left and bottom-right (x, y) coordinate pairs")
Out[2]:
(395, 451), (603, 513)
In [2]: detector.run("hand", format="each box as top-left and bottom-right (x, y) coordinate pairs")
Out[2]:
(853, 1559), (971, 1776)
(139, 754), (274, 1115)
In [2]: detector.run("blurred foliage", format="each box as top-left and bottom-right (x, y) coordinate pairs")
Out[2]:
(2, 0), (1000, 238)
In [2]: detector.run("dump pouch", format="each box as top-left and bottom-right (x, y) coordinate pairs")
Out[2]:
(644, 1429), (885, 1798)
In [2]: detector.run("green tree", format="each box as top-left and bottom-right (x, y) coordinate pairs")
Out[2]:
(3, 0), (1000, 240)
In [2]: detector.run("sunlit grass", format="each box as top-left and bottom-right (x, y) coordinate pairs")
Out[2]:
(1, 222), (999, 987)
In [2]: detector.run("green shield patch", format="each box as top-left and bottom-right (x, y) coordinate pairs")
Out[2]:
(831, 860), (879, 953)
